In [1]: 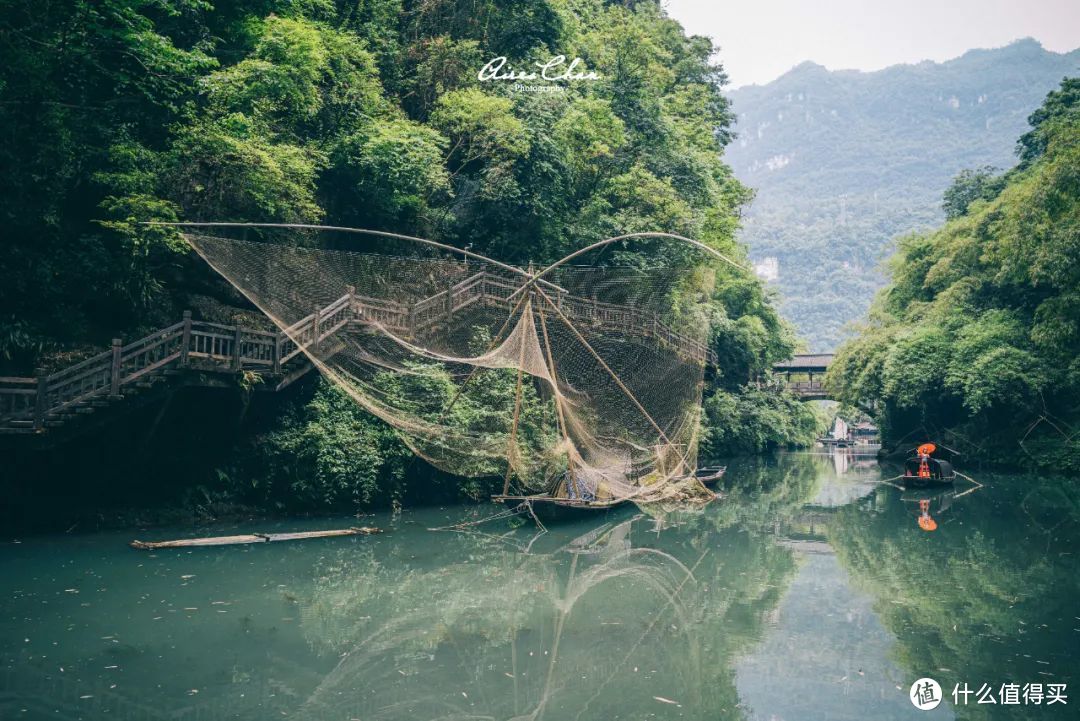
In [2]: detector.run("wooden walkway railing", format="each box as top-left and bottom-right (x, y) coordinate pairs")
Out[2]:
(357, 271), (716, 365)
(785, 380), (830, 399)
(1, 275), (716, 434)
(0, 303), (342, 434)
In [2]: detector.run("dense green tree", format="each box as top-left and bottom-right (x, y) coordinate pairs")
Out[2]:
(941, 166), (1006, 219)
(1017, 76), (1080, 164)
(1, 0), (813, 508)
(700, 384), (820, 456)
(828, 80), (1080, 471)
(0, 0), (215, 363)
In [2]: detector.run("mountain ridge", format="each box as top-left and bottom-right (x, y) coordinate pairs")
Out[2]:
(726, 39), (1080, 351)
(738, 37), (1073, 90)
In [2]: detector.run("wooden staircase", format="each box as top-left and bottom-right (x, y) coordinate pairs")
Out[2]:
(0, 309), (325, 438)
(1, 275), (717, 438)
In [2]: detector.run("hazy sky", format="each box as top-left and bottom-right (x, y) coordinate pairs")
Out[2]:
(664, 0), (1080, 88)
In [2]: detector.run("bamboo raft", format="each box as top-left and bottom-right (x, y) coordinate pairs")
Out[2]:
(130, 526), (381, 549)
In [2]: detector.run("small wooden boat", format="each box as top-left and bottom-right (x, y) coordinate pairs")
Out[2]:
(492, 494), (628, 523)
(901, 443), (956, 487)
(494, 463), (725, 522)
(693, 465), (727, 487)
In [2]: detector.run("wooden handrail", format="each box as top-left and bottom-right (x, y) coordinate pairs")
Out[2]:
(2, 281), (718, 429)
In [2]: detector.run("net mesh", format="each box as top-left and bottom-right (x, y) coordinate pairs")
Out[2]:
(185, 227), (715, 506)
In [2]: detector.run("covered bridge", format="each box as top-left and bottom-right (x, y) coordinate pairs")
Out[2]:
(772, 353), (834, 400)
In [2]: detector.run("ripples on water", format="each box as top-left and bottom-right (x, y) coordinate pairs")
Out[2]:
(1, 450), (1076, 719)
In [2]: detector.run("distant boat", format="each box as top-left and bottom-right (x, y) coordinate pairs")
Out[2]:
(901, 443), (957, 486)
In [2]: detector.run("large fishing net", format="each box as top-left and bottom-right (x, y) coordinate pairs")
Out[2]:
(182, 224), (721, 507)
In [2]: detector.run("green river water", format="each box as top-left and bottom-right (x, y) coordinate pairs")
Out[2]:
(1, 450), (1077, 720)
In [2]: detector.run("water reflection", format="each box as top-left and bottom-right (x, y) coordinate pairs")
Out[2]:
(296, 508), (796, 720)
(828, 471), (1079, 720)
(900, 486), (977, 533)
(0, 452), (1076, 720)
(827, 445), (881, 477)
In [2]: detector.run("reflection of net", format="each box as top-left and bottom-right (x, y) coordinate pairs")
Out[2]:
(186, 229), (713, 503)
(296, 520), (702, 721)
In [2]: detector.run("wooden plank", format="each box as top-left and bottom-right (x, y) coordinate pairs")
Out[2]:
(44, 349), (112, 383)
(120, 351), (182, 385)
(120, 335), (180, 367)
(280, 344), (306, 365)
(194, 320), (246, 333)
(320, 293), (351, 315)
(283, 312), (316, 334)
(130, 526), (381, 549)
(132, 534), (268, 549)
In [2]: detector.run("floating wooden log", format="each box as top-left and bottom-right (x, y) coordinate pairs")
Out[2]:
(130, 526), (381, 550)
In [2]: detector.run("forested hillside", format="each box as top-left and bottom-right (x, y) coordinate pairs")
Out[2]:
(0, 0), (816, 509)
(827, 79), (1080, 472)
(727, 39), (1080, 351)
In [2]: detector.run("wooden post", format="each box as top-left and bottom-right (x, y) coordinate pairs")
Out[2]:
(33, 369), (47, 431)
(345, 285), (356, 321)
(312, 306), (322, 351)
(180, 311), (192, 367)
(232, 327), (243, 370)
(272, 333), (282, 374)
(110, 338), (122, 396)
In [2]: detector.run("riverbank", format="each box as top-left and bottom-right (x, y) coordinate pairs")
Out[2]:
(4, 370), (827, 535)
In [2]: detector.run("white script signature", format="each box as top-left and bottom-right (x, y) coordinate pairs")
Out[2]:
(478, 56), (601, 82)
